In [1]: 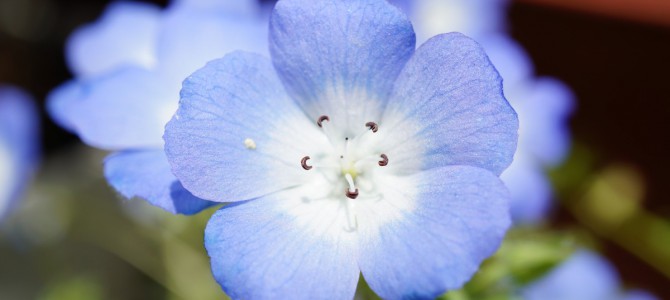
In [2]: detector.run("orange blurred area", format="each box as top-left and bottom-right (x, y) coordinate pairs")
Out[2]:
(520, 0), (670, 27)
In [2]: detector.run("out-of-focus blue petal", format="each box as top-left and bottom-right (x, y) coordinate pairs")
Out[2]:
(171, 0), (259, 16)
(155, 4), (268, 83)
(51, 0), (275, 217)
(66, 1), (161, 78)
(104, 150), (216, 215)
(523, 250), (621, 300)
(358, 166), (510, 299)
(46, 80), (86, 132)
(479, 34), (533, 90)
(478, 35), (574, 167)
(390, 0), (509, 44)
(501, 154), (551, 224)
(67, 67), (176, 150)
(269, 0), (416, 122)
(165, 52), (323, 203)
(511, 78), (575, 166)
(0, 87), (39, 151)
(205, 189), (359, 299)
(0, 86), (39, 220)
(384, 33), (518, 175)
(476, 35), (572, 224)
(622, 290), (660, 300)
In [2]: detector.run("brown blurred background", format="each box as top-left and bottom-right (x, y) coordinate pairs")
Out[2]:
(511, 1), (670, 297)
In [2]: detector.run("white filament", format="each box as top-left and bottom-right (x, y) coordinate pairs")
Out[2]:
(344, 173), (356, 193)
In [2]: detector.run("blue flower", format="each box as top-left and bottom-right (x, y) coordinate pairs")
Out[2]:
(522, 249), (658, 300)
(47, 0), (269, 214)
(395, 1), (574, 224)
(164, 0), (518, 298)
(0, 85), (39, 221)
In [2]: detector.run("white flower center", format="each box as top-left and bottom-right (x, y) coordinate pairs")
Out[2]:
(299, 115), (391, 230)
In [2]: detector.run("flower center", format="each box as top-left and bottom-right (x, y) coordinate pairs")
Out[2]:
(300, 115), (389, 201)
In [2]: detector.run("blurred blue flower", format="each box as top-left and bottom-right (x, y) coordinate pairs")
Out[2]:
(164, 0), (517, 298)
(484, 36), (574, 224)
(47, 0), (269, 214)
(388, 0), (509, 42)
(523, 250), (658, 300)
(394, 0), (574, 224)
(0, 86), (39, 221)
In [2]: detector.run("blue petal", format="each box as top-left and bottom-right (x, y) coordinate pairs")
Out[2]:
(501, 155), (552, 224)
(0, 87), (40, 155)
(384, 33), (518, 175)
(66, 67), (176, 150)
(386, 0), (413, 13)
(104, 150), (216, 215)
(165, 52), (323, 202)
(512, 78), (575, 166)
(66, 1), (161, 78)
(46, 80), (86, 132)
(155, 3), (268, 83)
(523, 250), (621, 300)
(171, 0), (259, 16)
(0, 86), (39, 220)
(357, 166), (510, 299)
(269, 0), (415, 121)
(205, 189), (359, 299)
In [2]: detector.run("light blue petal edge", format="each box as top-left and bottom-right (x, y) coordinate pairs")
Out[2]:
(104, 149), (217, 215)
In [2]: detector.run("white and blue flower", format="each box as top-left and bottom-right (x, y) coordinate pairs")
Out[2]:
(0, 85), (39, 221)
(164, 0), (518, 298)
(47, 0), (269, 214)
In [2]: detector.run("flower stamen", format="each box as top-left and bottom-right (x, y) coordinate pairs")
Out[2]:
(301, 156), (312, 170)
(351, 121), (380, 143)
(317, 115), (330, 127)
(305, 116), (387, 199)
(344, 173), (358, 199)
(365, 121), (379, 133)
(345, 189), (359, 199)
(343, 137), (350, 158)
(379, 154), (389, 166)
(317, 115), (338, 147)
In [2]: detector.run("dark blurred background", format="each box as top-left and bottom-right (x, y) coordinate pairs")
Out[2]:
(511, 2), (670, 297)
(1, 0), (669, 298)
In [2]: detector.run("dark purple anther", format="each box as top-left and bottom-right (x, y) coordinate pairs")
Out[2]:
(365, 121), (379, 133)
(345, 188), (359, 199)
(301, 156), (312, 170)
(317, 115), (330, 127)
(378, 154), (388, 166)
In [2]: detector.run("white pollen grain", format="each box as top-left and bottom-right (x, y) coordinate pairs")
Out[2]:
(244, 138), (256, 150)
